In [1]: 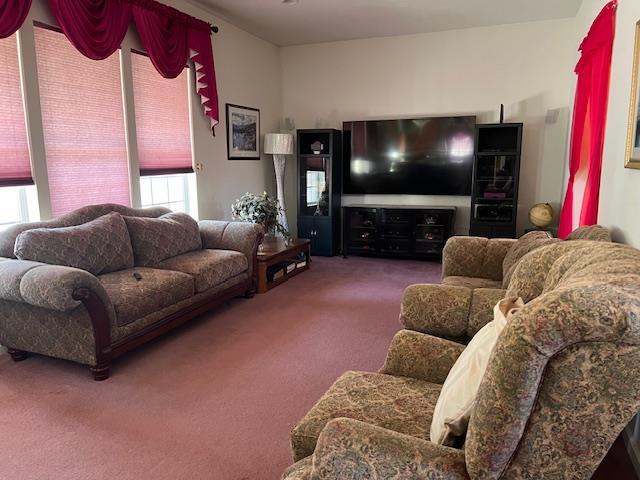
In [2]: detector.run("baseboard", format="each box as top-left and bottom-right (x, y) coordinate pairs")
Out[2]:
(624, 419), (640, 478)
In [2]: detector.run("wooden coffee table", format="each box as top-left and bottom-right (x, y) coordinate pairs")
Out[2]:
(256, 238), (311, 293)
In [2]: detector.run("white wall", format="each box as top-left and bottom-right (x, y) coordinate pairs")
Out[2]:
(575, 0), (640, 246)
(21, 0), (281, 222)
(281, 19), (576, 235)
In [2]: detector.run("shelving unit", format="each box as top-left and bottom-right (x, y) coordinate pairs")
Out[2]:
(342, 205), (455, 259)
(470, 123), (523, 238)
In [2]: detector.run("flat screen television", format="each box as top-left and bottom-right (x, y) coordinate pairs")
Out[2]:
(343, 116), (476, 195)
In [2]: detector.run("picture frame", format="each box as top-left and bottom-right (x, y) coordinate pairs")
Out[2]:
(226, 104), (260, 160)
(625, 21), (640, 169)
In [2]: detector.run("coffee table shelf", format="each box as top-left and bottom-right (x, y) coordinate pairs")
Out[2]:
(257, 238), (310, 293)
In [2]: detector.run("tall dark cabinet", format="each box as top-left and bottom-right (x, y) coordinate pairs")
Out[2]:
(297, 129), (342, 256)
(470, 123), (523, 239)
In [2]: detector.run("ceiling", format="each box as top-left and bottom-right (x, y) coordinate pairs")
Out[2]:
(192, 0), (583, 47)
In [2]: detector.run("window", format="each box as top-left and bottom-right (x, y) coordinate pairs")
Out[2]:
(34, 27), (130, 217)
(140, 173), (197, 216)
(0, 186), (40, 231)
(131, 52), (197, 217)
(0, 34), (38, 227)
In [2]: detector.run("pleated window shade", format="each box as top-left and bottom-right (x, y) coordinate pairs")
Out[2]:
(0, 35), (32, 187)
(34, 27), (130, 217)
(131, 52), (193, 176)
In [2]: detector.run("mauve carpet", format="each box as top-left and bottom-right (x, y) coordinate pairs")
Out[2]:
(0, 256), (440, 480)
(0, 256), (634, 479)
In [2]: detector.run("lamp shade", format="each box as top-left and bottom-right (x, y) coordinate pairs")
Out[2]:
(264, 133), (294, 155)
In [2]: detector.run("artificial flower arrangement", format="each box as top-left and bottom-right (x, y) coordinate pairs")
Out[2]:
(231, 192), (290, 239)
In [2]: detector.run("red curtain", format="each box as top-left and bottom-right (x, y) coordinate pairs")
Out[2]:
(0, 0), (32, 38)
(558, 0), (616, 238)
(47, 0), (132, 60)
(33, 0), (218, 129)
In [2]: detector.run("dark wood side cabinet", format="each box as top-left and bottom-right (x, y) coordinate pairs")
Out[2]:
(297, 129), (342, 256)
(343, 205), (455, 260)
(470, 123), (523, 238)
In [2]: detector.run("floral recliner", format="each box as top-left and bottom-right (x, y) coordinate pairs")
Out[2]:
(400, 225), (611, 342)
(282, 240), (640, 480)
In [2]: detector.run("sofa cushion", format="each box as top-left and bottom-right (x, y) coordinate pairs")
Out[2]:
(290, 370), (442, 461)
(14, 212), (134, 275)
(430, 297), (524, 446)
(156, 249), (248, 293)
(442, 276), (502, 289)
(123, 212), (202, 266)
(98, 267), (194, 327)
(502, 231), (559, 288)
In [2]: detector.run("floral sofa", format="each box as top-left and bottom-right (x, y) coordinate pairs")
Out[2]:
(283, 240), (640, 479)
(0, 204), (263, 380)
(401, 225), (611, 342)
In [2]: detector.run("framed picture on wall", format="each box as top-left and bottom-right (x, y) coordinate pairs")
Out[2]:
(625, 21), (640, 169)
(226, 104), (260, 160)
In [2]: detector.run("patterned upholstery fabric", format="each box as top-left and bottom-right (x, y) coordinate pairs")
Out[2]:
(441, 275), (501, 289)
(124, 213), (202, 266)
(400, 284), (471, 339)
(506, 241), (595, 302)
(501, 230), (559, 287)
(442, 237), (516, 282)
(98, 268), (194, 327)
(0, 301), (100, 365)
(0, 204), (169, 259)
(465, 242), (640, 480)
(156, 249), (248, 293)
(281, 458), (313, 480)
(14, 212), (134, 275)
(286, 240), (640, 480)
(566, 224), (612, 241)
(0, 259), (111, 312)
(112, 272), (249, 340)
(290, 371), (442, 461)
(380, 330), (465, 384)
(199, 220), (264, 278)
(467, 287), (506, 337)
(310, 419), (468, 480)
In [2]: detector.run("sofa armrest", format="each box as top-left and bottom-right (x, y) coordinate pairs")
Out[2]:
(442, 236), (515, 282)
(0, 259), (110, 312)
(400, 284), (473, 339)
(311, 418), (469, 480)
(380, 330), (465, 384)
(198, 220), (264, 282)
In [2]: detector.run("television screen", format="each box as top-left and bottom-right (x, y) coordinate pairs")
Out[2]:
(343, 116), (476, 195)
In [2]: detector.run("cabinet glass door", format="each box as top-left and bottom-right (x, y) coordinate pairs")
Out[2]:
(300, 156), (329, 216)
(473, 154), (516, 222)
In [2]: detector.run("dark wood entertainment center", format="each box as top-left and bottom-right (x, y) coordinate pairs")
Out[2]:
(342, 205), (456, 259)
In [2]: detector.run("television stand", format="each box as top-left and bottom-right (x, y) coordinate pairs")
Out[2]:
(342, 205), (456, 260)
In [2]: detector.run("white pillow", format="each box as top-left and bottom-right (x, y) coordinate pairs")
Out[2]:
(430, 297), (524, 446)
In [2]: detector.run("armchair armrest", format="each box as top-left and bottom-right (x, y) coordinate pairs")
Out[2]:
(442, 236), (515, 282)
(198, 220), (264, 282)
(0, 259), (110, 312)
(312, 418), (469, 480)
(400, 284), (472, 339)
(380, 330), (465, 384)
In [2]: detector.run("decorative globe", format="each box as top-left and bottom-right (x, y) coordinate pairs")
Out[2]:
(529, 203), (554, 229)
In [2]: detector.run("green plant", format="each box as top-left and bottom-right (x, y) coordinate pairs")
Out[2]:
(231, 191), (290, 238)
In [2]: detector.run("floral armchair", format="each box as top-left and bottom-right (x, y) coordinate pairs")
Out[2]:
(283, 240), (640, 480)
(400, 225), (611, 342)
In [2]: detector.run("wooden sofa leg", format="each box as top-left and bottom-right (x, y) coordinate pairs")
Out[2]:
(7, 348), (29, 362)
(90, 364), (110, 381)
(244, 289), (255, 299)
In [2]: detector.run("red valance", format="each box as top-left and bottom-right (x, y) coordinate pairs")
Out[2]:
(0, 0), (32, 38)
(132, 3), (188, 79)
(48, 0), (132, 60)
(5, 0), (218, 130)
